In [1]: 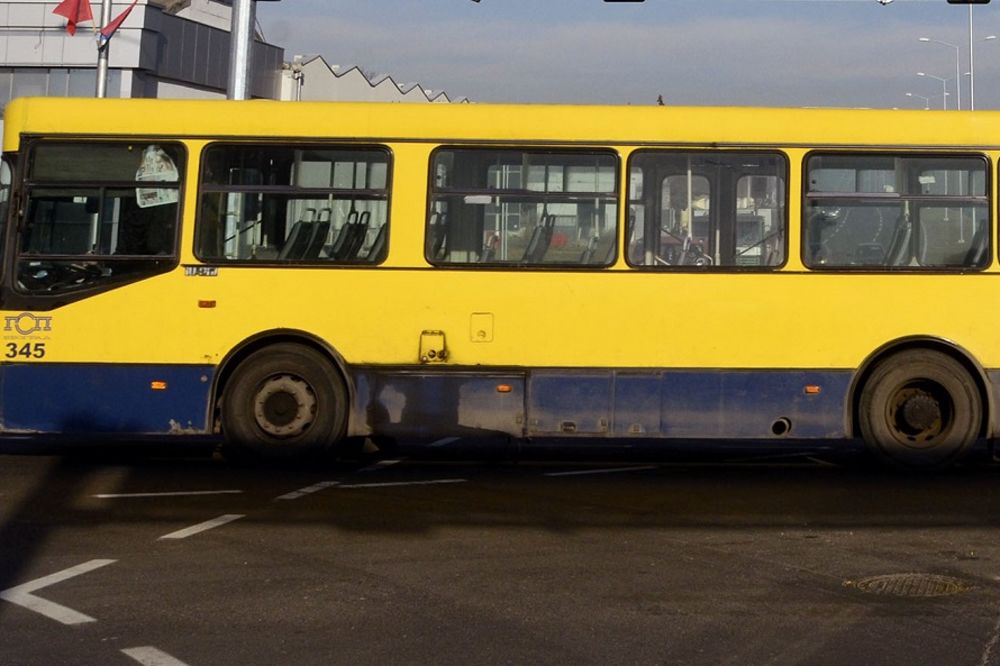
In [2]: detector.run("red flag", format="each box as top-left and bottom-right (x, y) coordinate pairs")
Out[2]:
(99, 0), (139, 48)
(52, 0), (94, 36)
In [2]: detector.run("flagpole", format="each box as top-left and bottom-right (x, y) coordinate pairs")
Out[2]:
(227, 0), (256, 100)
(95, 0), (112, 97)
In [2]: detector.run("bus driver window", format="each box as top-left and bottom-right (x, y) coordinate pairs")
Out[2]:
(15, 142), (183, 296)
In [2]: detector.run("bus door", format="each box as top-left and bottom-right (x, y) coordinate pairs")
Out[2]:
(0, 155), (11, 291)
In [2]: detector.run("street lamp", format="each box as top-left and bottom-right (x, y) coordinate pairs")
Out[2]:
(918, 38), (961, 110)
(228, 0), (283, 101)
(905, 92), (931, 110)
(917, 72), (949, 110)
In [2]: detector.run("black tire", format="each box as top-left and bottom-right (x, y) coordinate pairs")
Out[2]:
(859, 349), (982, 469)
(221, 343), (348, 457)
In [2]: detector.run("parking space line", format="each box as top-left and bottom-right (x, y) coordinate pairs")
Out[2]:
(545, 465), (658, 477)
(122, 646), (190, 666)
(338, 479), (466, 489)
(0, 559), (116, 625)
(94, 490), (243, 499)
(158, 514), (245, 540)
(274, 481), (340, 501)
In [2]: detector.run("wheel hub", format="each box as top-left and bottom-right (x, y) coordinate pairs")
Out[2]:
(900, 393), (941, 433)
(252, 374), (316, 438)
(889, 385), (947, 446)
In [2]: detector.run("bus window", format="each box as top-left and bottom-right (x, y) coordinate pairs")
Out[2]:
(15, 142), (183, 295)
(427, 148), (618, 266)
(627, 151), (787, 269)
(804, 154), (989, 269)
(196, 145), (390, 264)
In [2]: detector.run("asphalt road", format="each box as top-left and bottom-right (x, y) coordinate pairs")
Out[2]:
(2, 438), (1000, 665)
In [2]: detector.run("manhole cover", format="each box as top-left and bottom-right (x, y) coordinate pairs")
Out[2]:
(848, 573), (973, 597)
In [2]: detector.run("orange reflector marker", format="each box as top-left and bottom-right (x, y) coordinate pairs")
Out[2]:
(804, 385), (822, 395)
(198, 300), (216, 309)
(496, 384), (513, 393)
(151, 381), (168, 391)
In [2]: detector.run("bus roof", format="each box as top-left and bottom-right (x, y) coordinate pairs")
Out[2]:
(4, 96), (998, 152)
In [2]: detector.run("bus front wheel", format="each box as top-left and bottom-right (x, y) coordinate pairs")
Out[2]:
(222, 343), (348, 457)
(859, 349), (981, 469)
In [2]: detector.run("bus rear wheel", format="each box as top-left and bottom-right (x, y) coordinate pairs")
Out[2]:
(859, 349), (981, 469)
(222, 343), (348, 457)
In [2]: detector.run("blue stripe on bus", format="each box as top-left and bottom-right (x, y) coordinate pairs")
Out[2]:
(0, 364), (214, 434)
(0, 364), (855, 440)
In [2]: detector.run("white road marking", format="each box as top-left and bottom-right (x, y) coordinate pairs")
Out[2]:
(980, 611), (1000, 666)
(338, 479), (467, 489)
(357, 458), (405, 473)
(158, 514), (245, 540)
(0, 559), (116, 625)
(94, 490), (243, 499)
(545, 465), (658, 477)
(274, 481), (340, 501)
(430, 437), (461, 448)
(122, 646), (191, 666)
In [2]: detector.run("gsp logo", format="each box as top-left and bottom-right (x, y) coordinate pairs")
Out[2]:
(4, 312), (53, 336)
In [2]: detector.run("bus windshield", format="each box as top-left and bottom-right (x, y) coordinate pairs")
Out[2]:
(0, 157), (11, 270)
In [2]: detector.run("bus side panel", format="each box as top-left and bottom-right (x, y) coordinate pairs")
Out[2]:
(658, 370), (851, 439)
(361, 370), (526, 438)
(525, 370), (851, 439)
(0, 364), (213, 434)
(528, 371), (612, 434)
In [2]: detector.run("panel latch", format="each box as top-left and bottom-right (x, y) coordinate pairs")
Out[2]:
(419, 330), (448, 364)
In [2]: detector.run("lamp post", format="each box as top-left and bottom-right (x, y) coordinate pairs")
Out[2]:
(969, 6), (975, 110)
(917, 72), (949, 110)
(976, 35), (998, 110)
(918, 38), (961, 110)
(905, 92), (931, 110)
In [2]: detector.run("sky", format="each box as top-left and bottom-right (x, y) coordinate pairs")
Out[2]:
(254, 0), (1000, 110)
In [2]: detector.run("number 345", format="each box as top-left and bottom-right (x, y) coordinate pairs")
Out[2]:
(5, 342), (45, 359)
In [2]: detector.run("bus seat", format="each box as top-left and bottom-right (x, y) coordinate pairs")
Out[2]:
(962, 223), (988, 267)
(278, 221), (313, 260)
(428, 212), (448, 260)
(885, 219), (911, 266)
(579, 235), (599, 264)
(367, 224), (388, 261)
(481, 232), (500, 262)
(347, 212), (371, 258)
(335, 212), (370, 260)
(523, 214), (556, 263)
(521, 225), (544, 262)
(539, 214), (557, 260)
(329, 211), (359, 258)
(302, 221), (330, 260)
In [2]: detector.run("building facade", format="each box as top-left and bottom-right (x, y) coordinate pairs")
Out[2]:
(1, 0), (466, 142)
(0, 0), (284, 110)
(281, 55), (468, 104)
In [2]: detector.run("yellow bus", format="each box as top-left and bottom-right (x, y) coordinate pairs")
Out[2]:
(0, 97), (996, 468)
